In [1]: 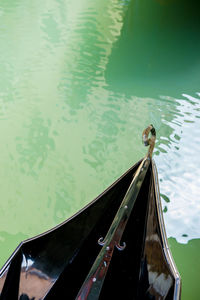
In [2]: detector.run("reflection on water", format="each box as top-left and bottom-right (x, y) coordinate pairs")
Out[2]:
(16, 113), (55, 176)
(155, 93), (200, 244)
(0, 0), (130, 263)
(169, 238), (200, 300)
(0, 0), (200, 299)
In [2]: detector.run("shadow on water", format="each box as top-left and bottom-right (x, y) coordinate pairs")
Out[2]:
(105, 0), (200, 97)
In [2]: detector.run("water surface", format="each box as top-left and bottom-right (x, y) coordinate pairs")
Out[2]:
(0, 0), (200, 299)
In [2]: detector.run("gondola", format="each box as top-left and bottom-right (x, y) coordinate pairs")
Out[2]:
(0, 125), (181, 300)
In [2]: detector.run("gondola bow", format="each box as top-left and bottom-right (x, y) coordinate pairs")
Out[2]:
(0, 125), (181, 300)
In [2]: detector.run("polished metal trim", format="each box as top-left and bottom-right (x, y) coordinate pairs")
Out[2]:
(152, 159), (181, 300)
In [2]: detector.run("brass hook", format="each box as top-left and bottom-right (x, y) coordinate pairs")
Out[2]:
(142, 125), (156, 158)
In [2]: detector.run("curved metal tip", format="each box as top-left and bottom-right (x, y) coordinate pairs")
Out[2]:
(142, 125), (156, 158)
(98, 237), (106, 246)
(116, 241), (126, 251)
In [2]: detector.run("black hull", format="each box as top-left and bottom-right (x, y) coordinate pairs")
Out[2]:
(0, 159), (181, 299)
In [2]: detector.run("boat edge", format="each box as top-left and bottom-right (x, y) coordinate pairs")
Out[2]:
(152, 159), (181, 300)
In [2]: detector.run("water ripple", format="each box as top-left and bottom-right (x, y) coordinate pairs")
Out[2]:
(0, 2), (200, 299)
(155, 92), (200, 244)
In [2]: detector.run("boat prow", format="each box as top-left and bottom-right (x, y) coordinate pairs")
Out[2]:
(0, 126), (181, 299)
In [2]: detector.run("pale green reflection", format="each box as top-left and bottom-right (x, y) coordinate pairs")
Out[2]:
(0, 0), (130, 264)
(0, 232), (28, 267)
(16, 114), (55, 176)
(0, 0), (200, 299)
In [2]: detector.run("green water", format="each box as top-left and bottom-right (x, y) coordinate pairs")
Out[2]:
(0, 0), (199, 298)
